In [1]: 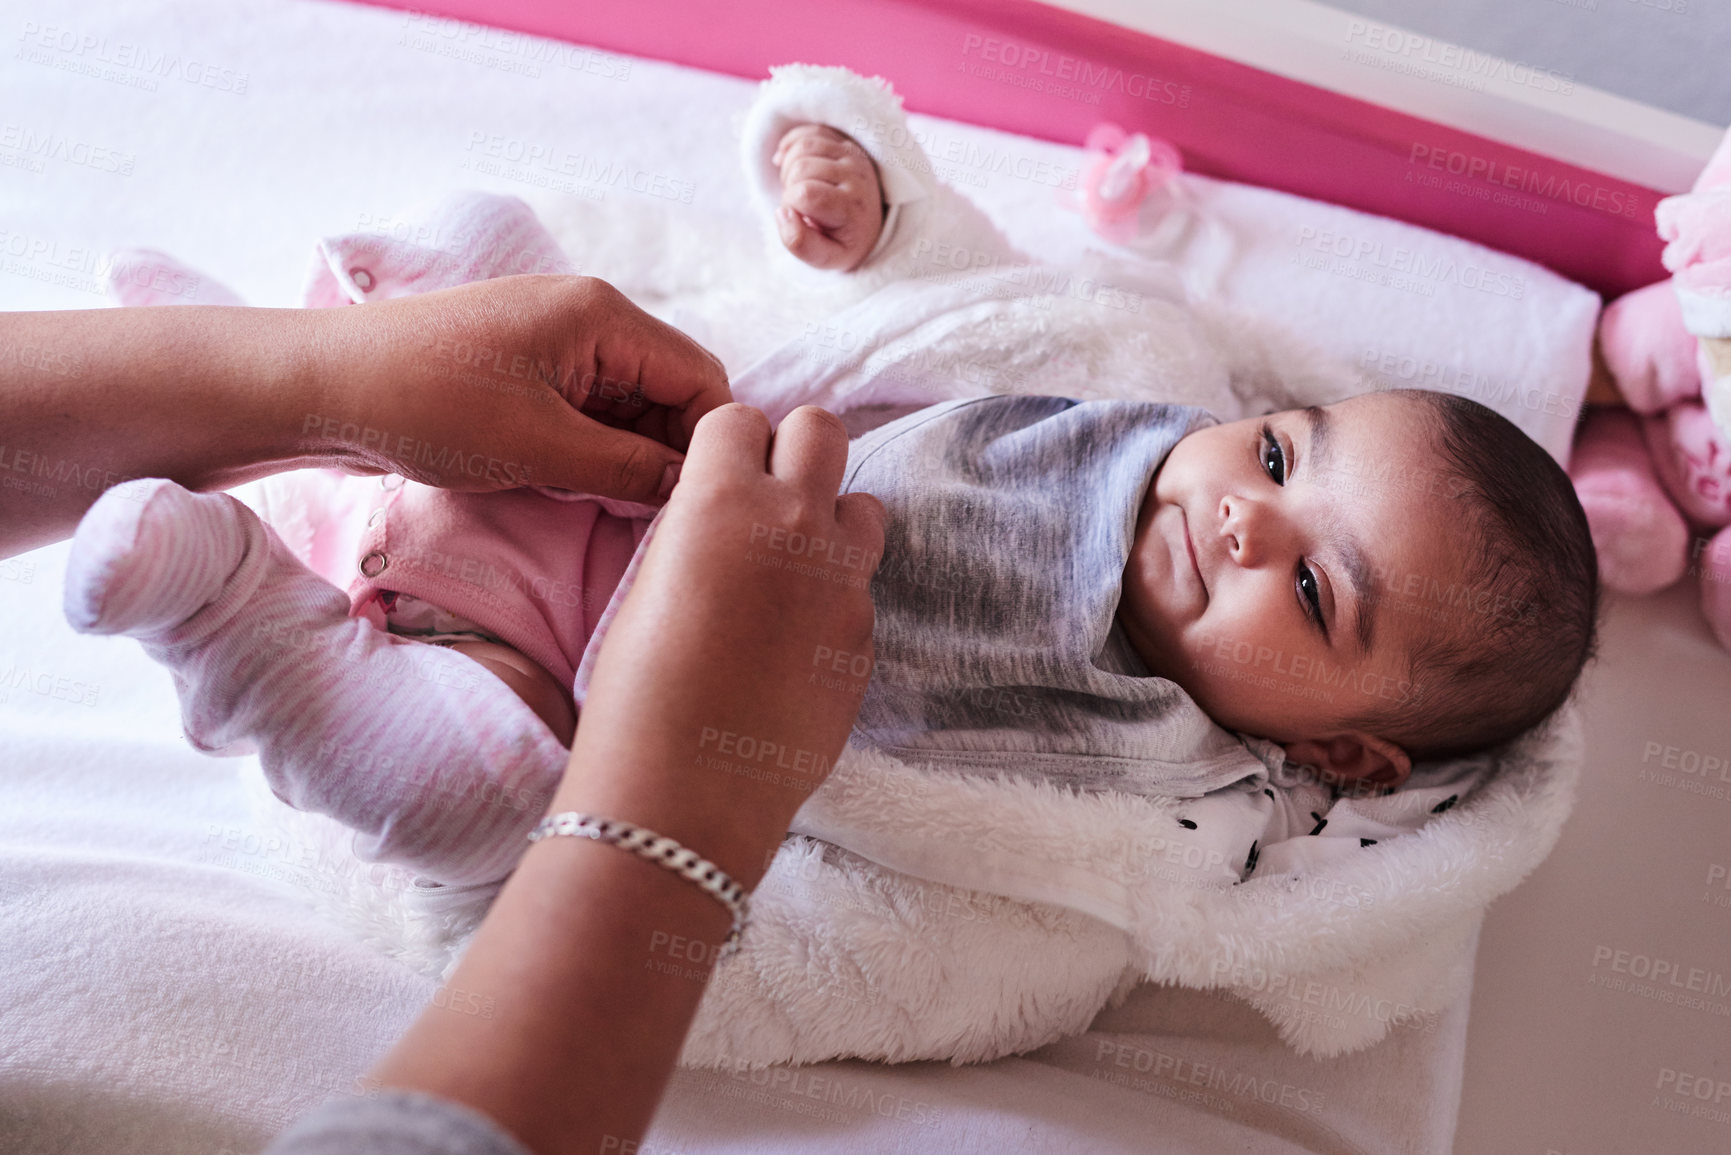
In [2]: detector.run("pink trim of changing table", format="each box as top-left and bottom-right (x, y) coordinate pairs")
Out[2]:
(359, 0), (1668, 298)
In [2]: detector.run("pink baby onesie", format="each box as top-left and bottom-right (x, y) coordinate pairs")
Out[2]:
(301, 193), (655, 684)
(80, 193), (663, 886)
(108, 191), (656, 689)
(347, 481), (646, 691)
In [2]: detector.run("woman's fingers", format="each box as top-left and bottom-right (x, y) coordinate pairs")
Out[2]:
(331, 270), (860, 512)
(583, 279), (731, 447)
(770, 406), (851, 499)
(835, 491), (887, 557)
(681, 404), (853, 499)
(682, 403), (774, 488)
(526, 406), (685, 503)
(492, 396), (850, 510)
(318, 274), (736, 503)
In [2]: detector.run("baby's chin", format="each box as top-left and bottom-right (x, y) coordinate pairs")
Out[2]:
(1119, 546), (1195, 682)
(1114, 591), (1188, 686)
(1116, 595), (1272, 736)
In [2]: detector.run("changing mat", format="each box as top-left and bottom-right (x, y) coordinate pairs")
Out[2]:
(0, 1), (1627, 1149)
(85, 54), (1590, 1074)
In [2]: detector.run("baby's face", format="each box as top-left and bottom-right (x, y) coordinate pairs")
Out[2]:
(1118, 392), (1463, 757)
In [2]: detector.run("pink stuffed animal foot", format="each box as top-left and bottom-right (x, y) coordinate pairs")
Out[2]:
(1693, 527), (1731, 651)
(1643, 401), (1731, 528)
(1598, 282), (1703, 415)
(1570, 408), (1689, 595)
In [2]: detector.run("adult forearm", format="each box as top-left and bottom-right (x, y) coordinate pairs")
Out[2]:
(366, 756), (783, 1155)
(1, 278), (737, 560)
(0, 306), (331, 558)
(362, 406), (881, 1154)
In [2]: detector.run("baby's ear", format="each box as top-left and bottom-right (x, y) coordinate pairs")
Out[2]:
(1281, 733), (1412, 792)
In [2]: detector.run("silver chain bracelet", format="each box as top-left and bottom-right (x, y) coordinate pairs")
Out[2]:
(527, 812), (751, 958)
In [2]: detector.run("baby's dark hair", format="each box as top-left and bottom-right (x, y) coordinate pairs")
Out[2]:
(1354, 390), (1600, 762)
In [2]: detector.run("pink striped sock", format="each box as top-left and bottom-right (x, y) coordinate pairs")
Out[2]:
(64, 478), (569, 885)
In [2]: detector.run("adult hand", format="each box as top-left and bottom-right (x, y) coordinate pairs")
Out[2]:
(554, 404), (886, 885)
(362, 405), (884, 1155)
(303, 275), (731, 504)
(0, 275), (725, 558)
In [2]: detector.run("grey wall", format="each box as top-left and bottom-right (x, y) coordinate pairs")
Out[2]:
(1327, 0), (1731, 125)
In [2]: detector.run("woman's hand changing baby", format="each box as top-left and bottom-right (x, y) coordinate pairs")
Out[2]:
(773, 124), (886, 271)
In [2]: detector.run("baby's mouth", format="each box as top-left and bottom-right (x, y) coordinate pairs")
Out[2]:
(1180, 507), (1207, 602)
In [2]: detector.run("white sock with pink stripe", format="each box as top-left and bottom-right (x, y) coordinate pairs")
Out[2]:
(64, 478), (569, 886)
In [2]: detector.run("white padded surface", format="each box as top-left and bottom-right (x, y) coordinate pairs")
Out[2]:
(0, 0), (1660, 1152)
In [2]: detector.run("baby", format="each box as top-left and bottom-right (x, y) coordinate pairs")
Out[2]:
(61, 116), (1598, 894)
(773, 114), (1597, 786)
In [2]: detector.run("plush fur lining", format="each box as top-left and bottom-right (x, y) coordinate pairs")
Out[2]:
(245, 699), (1576, 1065)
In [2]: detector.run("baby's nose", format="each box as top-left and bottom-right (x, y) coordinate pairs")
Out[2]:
(1219, 495), (1287, 566)
(1218, 495), (1247, 559)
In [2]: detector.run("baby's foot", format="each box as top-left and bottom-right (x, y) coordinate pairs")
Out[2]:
(64, 478), (254, 639)
(69, 475), (569, 884)
(773, 123), (885, 271)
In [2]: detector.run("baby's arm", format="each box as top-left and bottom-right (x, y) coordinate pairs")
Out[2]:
(740, 64), (1022, 283)
(773, 123), (885, 271)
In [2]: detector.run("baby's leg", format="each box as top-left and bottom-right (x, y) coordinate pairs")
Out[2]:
(446, 639), (575, 747)
(64, 479), (570, 886)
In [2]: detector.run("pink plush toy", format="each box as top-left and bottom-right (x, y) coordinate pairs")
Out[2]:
(1569, 405), (1691, 596)
(1574, 128), (1731, 648)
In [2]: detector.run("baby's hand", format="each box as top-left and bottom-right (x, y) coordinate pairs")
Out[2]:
(773, 124), (885, 272)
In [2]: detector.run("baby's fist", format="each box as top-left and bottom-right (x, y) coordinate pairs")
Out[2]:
(773, 124), (885, 272)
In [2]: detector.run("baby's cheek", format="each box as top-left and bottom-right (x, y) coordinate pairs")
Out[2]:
(1182, 625), (1232, 678)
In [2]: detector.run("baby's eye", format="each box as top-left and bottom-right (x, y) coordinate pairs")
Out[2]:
(1297, 562), (1326, 632)
(1260, 425), (1287, 485)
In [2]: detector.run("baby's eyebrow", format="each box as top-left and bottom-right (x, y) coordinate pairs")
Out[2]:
(1303, 405), (1377, 652)
(1302, 405), (1332, 467)
(1340, 537), (1377, 653)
